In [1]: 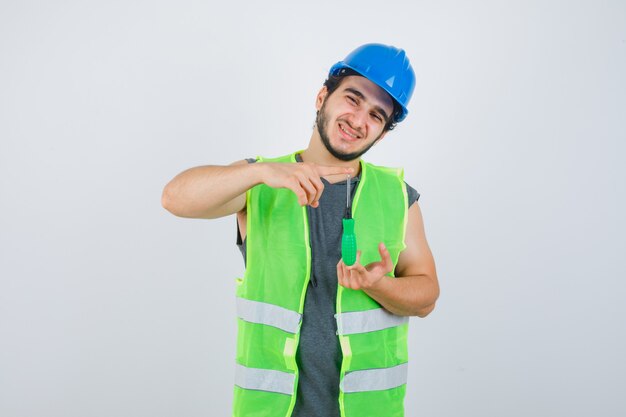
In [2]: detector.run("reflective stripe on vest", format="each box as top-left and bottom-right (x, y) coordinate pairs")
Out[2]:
(235, 364), (296, 396)
(335, 308), (409, 335)
(236, 297), (302, 334)
(340, 363), (408, 393)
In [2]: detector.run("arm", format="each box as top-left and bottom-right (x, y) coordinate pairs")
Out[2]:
(162, 160), (354, 219)
(162, 160), (258, 219)
(336, 202), (439, 317)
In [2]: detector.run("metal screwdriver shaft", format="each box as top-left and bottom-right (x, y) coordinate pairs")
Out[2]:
(341, 174), (357, 266)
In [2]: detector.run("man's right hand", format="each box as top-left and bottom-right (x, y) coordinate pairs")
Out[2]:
(259, 162), (354, 208)
(162, 159), (354, 219)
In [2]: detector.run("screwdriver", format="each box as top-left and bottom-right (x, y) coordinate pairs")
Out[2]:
(341, 174), (357, 266)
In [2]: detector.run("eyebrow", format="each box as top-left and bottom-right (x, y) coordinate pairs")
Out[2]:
(343, 87), (390, 123)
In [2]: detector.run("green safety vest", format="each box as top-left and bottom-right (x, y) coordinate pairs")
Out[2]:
(234, 152), (410, 417)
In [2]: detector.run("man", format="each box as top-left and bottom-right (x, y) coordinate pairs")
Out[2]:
(162, 43), (439, 417)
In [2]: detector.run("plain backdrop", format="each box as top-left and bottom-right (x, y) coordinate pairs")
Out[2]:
(1, 1), (625, 416)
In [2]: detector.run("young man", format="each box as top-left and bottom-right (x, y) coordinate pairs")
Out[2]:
(162, 43), (439, 417)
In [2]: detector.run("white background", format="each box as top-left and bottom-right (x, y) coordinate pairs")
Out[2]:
(1, 1), (625, 416)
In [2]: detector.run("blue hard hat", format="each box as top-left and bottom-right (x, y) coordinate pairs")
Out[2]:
(329, 43), (416, 122)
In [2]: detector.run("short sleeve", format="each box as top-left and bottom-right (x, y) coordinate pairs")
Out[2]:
(405, 182), (420, 208)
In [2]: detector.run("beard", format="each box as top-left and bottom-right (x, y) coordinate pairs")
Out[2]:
(315, 101), (381, 162)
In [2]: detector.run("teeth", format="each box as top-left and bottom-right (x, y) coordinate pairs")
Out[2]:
(340, 124), (358, 139)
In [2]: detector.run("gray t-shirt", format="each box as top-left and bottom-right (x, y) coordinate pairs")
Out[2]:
(236, 156), (419, 417)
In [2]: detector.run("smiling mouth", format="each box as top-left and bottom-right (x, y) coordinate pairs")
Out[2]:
(339, 122), (362, 140)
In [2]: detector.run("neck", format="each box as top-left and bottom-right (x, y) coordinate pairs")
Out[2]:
(300, 131), (362, 175)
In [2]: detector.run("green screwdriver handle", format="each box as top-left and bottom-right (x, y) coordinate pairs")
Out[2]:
(342, 218), (357, 266)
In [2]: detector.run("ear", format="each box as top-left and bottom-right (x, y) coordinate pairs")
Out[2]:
(315, 86), (328, 111)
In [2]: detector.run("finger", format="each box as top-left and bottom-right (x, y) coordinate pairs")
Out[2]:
(287, 178), (308, 206)
(338, 261), (348, 288)
(346, 250), (363, 271)
(300, 164), (324, 207)
(353, 266), (369, 289)
(348, 267), (363, 290)
(295, 173), (317, 205)
(303, 178), (319, 206)
(348, 264), (365, 290)
(336, 259), (345, 287)
(341, 262), (354, 289)
(315, 165), (355, 178)
(311, 176), (324, 207)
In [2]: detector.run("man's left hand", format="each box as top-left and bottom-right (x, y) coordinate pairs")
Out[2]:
(337, 242), (393, 290)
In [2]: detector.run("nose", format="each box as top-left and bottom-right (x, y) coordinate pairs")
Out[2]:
(349, 107), (367, 130)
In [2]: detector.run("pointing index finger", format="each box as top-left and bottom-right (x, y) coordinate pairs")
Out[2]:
(315, 165), (354, 178)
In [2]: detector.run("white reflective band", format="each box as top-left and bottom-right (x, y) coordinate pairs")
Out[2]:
(235, 364), (295, 395)
(341, 363), (408, 393)
(335, 308), (409, 335)
(237, 297), (302, 334)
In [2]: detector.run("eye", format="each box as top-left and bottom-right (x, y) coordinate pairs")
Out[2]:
(371, 113), (383, 123)
(346, 96), (358, 105)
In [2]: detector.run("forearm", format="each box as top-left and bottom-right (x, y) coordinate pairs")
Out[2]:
(162, 161), (262, 218)
(163, 160), (353, 218)
(364, 274), (439, 317)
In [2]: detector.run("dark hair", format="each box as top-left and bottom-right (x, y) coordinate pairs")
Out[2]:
(322, 68), (403, 132)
